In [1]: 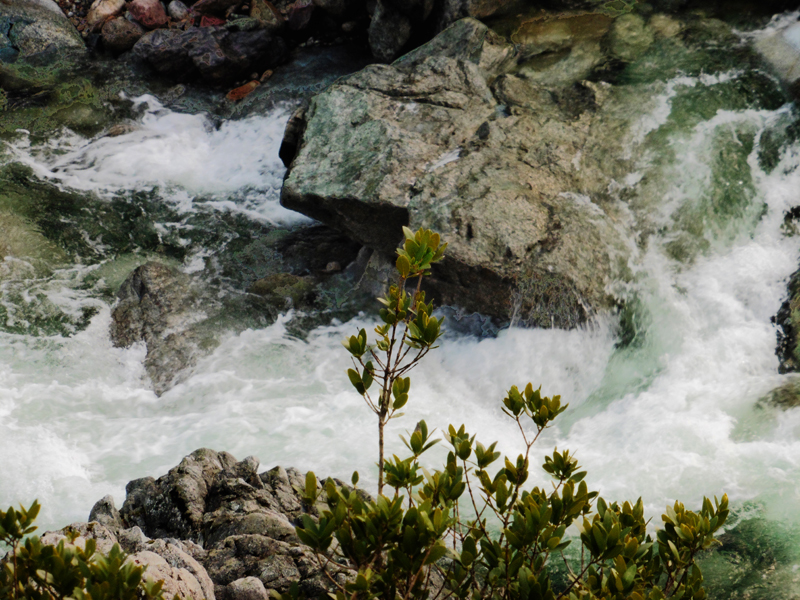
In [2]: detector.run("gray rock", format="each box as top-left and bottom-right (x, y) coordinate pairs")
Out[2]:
(281, 18), (633, 327)
(88, 495), (123, 533)
(117, 526), (150, 553)
(148, 538), (217, 600)
(0, 0), (84, 58)
(120, 448), (239, 541)
(168, 0), (190, 19)
(110, 262), (209, 395)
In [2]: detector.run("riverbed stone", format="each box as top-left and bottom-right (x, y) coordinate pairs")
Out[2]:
(281, 18), (634, 327)
(128, 0), (169, 29)
(101, 17), (146, 53)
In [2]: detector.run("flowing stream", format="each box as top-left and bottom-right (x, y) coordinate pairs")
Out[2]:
(2, 10), (800, 599)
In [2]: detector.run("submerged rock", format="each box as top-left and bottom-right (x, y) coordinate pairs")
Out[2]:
(752, 19), (800, 100)
(281, 18), (633, 327)
(110, 262), (212, 395)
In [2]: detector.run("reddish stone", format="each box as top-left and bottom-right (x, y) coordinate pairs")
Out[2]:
(199, 15), (225, 25)
(127, 0), (168, 29)
(226, 80), (260, 101)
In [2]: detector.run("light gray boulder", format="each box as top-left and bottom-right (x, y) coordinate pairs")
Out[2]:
(281, 18), (634, 327)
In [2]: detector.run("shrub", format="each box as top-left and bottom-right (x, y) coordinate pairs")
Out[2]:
(289, 227), (729, 600)
(0, 500), (169, 600)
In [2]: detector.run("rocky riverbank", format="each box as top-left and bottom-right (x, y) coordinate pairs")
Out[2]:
(38, 449), (349, 600)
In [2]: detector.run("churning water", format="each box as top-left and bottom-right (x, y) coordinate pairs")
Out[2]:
(2, 12), (800, 597)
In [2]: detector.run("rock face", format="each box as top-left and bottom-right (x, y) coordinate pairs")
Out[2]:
(0, 0), (85, 60)
(110, 262), (209, 395)
(133, 25), (287, 83)
(73, 449), (345, 599)
(281, 18), (634, 327)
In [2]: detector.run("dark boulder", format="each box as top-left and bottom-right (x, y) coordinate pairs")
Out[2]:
(133, 25), (287, 83)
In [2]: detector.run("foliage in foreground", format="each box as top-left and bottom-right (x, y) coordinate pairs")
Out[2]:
(290, 227), (729, 600)
(0, 501), (168, 600)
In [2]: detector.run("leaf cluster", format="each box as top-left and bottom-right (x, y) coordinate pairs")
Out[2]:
(294, 227), (729, 600)
(0, 501), (170, 600)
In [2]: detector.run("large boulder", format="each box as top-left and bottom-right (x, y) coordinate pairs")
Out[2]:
(280, 18), (634, 327)
(0, 0), (84, 60)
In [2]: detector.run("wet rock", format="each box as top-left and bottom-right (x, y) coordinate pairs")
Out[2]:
(86, 0), (126, 31)
(0, 0), (85, 58)
(753, 20), (800, 101)
(101, 16), (146, 53)
(110, 262), (209, 395)
(133, 26), (287, 83)
(281, 18), (632, 327)
(168, 0), (191, 19)
(128, 0), (169, 29)
(367, 0), (411, 62)
(248, 273), (315, 310)
(603, 13), (654, 62)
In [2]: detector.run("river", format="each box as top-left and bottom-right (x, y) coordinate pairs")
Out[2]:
(1, 9), (799, 599)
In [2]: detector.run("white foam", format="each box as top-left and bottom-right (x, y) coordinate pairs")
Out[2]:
(2, 96), (309, 226)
